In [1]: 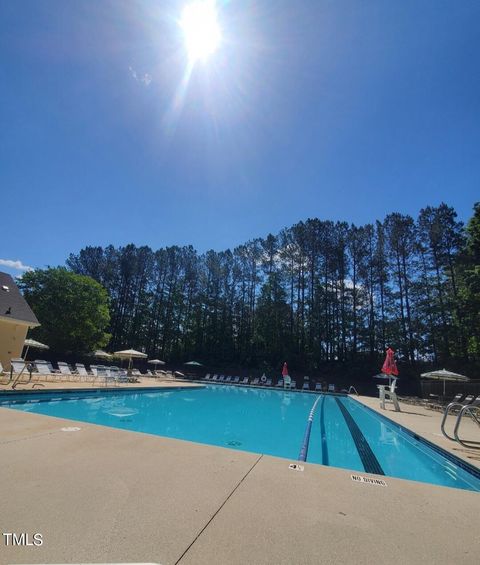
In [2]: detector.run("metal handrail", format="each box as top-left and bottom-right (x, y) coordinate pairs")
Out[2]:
(441, 398), (475, 441)
(12, 364), (33, 390)
(348, 386), (359, 396)
(453, 405), (480, 449)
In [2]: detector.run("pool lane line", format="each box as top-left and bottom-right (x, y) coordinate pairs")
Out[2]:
(175, 453), (263, 565)
(318, 395), (329, 466)
(334, 398), (385, 476)
(298, 395), (323, 462)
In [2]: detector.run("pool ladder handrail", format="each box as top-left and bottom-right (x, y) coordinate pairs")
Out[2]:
(11, 363), (33, 389)
(453, 404), (480, 449)
(348, 386), (359, 396)
(441, 397), (480, 444)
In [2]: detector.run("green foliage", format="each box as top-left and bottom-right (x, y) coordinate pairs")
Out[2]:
(456, 203), (480, 354)
(64, 202), (479, 368)
(19, 267), (111, 355)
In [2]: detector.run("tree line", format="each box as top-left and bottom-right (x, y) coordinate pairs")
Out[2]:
(58, 202), (479, 370)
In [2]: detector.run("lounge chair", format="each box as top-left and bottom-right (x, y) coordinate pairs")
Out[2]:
(10, 358), (28, 375)
(211, 374), (218, 381)
(265, 378), (272, 386)
(204, 373), (211, 380)
(95, 365), (115, 386)
(57, 361), (78, 381)
(233, 376), (240, 383)
(219, 375), (225, 382)
(302, 377), (310, 390)
(315, 382), (323, 391)
(225, 376), (232, 382)
(240, 377), (248, 384)
(252, 377), (260, 385)
(425, 393), (463, 410)
(74, 364), (92, 382)
(33, 360), (61, 381)
(328, 384), (336, 393)
(276, 378), (283, 387)
(290, 380), (296, 389)
(113, 368), (129, 384)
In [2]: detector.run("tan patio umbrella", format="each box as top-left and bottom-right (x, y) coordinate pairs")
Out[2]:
(22, 338), (49, 363)
(114, 348), (148, 369)
(148, 359), (166, 370)
(420, 368), (469, 395)
(92, 350), (112, 360)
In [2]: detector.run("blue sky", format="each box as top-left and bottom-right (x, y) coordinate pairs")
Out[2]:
(1, 0), (479, 277)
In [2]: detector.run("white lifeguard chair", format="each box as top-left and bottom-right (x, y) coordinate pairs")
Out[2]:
(378, 378), (400, 412)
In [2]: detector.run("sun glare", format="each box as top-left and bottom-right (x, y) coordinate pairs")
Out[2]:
(180, 1), (221, 63)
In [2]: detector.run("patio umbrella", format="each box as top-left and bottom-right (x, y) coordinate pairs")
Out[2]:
(22, 338), (49, 361)
(148, 359), (166, 370)
(378, 348), (399, 386)
(92, 350), (112, 360)
(420, 368), (469, 396)
(184, 361), (203, 366)
(381, 348), (399, 376)
(282, 362), (289, 377)
(114, 348), (148, 369)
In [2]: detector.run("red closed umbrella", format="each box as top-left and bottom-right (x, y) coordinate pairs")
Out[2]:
(381, 348), (399, 376)
(282, 362), (289, 377)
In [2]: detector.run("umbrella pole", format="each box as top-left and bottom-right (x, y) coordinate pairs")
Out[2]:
(443, 379), (446, 396)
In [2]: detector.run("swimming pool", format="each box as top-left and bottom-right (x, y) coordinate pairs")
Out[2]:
(2, 385), (479, 492)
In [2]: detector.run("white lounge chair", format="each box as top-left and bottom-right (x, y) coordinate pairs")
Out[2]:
(233, 376), (240, 383)
(225, 376), (232, 382)
(34, 360), (61, 381)
(328, 384), (336, 393)
(240, 377), (249, 384)
(74, 364), (92, 382)
(57, 361), (78, 381)
(95, 365), (115, 386)
(252, 377), (260, 385)
(211, 374), (218, 381)
(315, 382), (323, 391)
(302, 377), (310, 390)
(204, 373), (211, 380)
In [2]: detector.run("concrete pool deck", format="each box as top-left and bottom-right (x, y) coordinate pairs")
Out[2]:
(0, 376), (203, 393)
(0, 395), (479, 564)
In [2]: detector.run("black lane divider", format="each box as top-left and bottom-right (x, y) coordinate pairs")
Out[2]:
(335, 398), (385, 476)
(319, 395), (329, 466)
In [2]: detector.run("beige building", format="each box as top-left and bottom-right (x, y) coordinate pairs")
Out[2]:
(0, 271), (39, 371)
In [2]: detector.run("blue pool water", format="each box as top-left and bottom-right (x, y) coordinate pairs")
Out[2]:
(2, 385), (479, 492)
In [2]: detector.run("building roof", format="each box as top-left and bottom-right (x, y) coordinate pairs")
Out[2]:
(0, 271), (40, 326)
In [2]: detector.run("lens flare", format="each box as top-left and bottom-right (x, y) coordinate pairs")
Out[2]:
(180, 1), (221, 63)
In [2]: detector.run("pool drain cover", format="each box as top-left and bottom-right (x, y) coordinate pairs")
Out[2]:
(61, 427), (81, 432)
(227, 440), (242, 446)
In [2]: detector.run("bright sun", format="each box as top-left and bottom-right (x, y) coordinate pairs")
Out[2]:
(180, 1), (221, 63)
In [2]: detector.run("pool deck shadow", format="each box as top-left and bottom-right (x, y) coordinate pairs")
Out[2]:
(0, 403), (479, 565)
